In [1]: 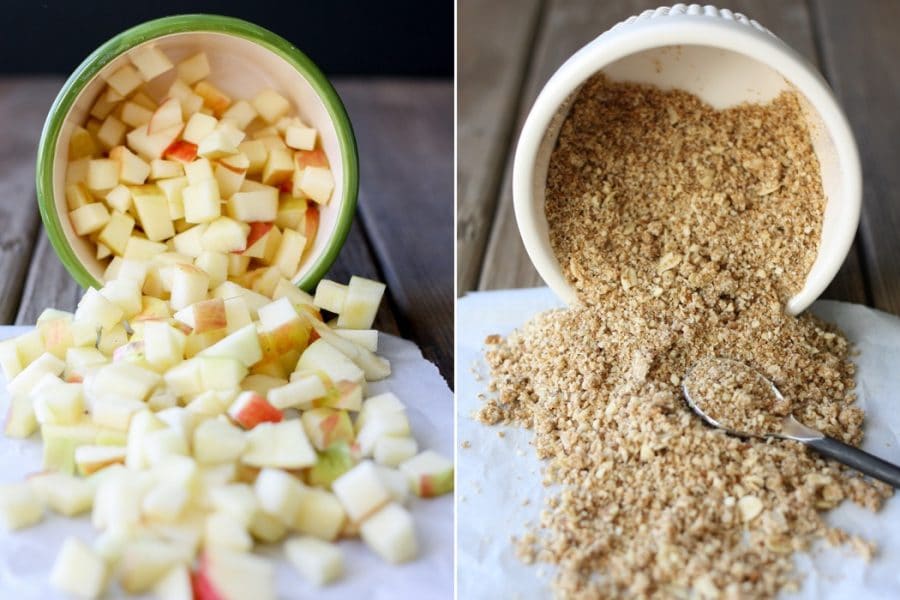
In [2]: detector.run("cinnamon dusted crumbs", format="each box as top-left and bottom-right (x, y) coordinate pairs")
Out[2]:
(479, 76), (891, 598)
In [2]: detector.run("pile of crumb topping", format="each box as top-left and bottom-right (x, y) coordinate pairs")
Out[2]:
(685, 358), (793, 436)
(479, 75), (891, 599)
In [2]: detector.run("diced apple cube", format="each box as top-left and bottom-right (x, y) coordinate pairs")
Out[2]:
(113, 145), (151, 184)
(127, 123), (183, 160)
(193, 418), (247, 464)
(314, 280), (348, 313)
(198, 129), (238, 159)
(129, 44), (173, 80)
(172, 223), (207, 257)
(238, 139), (267, 175)
(96, 115), (126, 149)
(228, 391), (282, 429)
(183, 111), (218, 144)
(0, 338), (22, 380)
(183, 178), (221, 224)
(297, 339), (365, 387)
(75, 444), (126, 475)
(359, 502), (417, 564)
(399, 450), (454, 498)
(374, 436), (419, 468)
(227, 187), (278, 222)
(222, 100), (258, 129)
(176, 52), (210, 84)
(104, 183), (131, 212)
(0, 482), (44, 530)
(50, 538), (107, 599)
(272, 228), (306, 279)
(337, 276), (386, 329)
(267, 374), (327, 410)
(194, 80), (232, 116)
(29, 472), (94, 516)
(121, 100), (154, 127)
(124, 236), (167, 260)
(70, 203), (110, 235)
(157, 176), (190, 219)
(199, 217), (248, 254)
(149, 98), (183, 134)
(164, 140), (198, 164)
(285, 536), (343, 586)
(170, 263), (210, 310)
(119, 538), (188, 593)
(195, 251), (229, 288)
(285, 125), (317, 151)
(331, 461), (391, 522)
(150, 158), (184, 179)
(69, 125), (99, 160)
(242, 419), (316, 469)
(252, 89), (291, 124)
(253, 468), (306, 525)
(375, 464), (410, 505)
(153, 565), (192, 600)
(90, 86), (120, 120)
(205, 511), (253, 552)
(293, 487), (347, 541)
(32, 381), (84, 425)
(132, 185), (174, 240)
(298, 166), (334, 205)
(65, 181), (93, 210)
(301, 408), (353, 451)
(87, 158), (119, 191)
(262, 147), (293, 186)
(195, 548), (275, 600)
(215, 162), (245, 198)
(197, 322), (261, 367)
(105, 64), (143, 96)
(98, 211), (135, 255)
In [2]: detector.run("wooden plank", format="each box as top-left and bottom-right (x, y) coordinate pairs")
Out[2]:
(477, 0), (869, 305)
(457, 0), (544, 294)
(15, 231), (83, 324)
(811, 0), (900, 312)
(0, 78), (63, 323)
(334, 79), (453, 383)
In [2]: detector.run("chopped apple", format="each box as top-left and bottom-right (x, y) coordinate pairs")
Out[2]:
(262, 147), (293, 186)
(4, 395), (37, 438)
(331, 461), (391, 522)
(183, 112), (219, 143)
(32, 380), (84, 425)
(293, 487), (347, 541)
(194, 80), (232, 116)
(375, 464), (410, 505)
(301, 408), (353, 451)
(29, 471), (94, 516)
(125, 236), (168, 260)
(252, 89), (290, 124)
(214, 162), (245, 198)
(285, 536), (343, 586)
(242, 419), (316, 469)
(143, 321), (187, 370)
(359, 502), (418, 564)
(176, 52), (210, 84)
(119, 538), (188, 593)
(297, 339), (364, 387)
(150, 158), (183, 179)
(86, 361), (161, 403)
(313, 280), (348, 313)
(176, 297), (227, 333)
(267, 375), (327, 410)
(153, 565), (192, 600)
(183, 178), (222, 224)
(193, 418), (247, 464)
(164, 140), (199, 163)
(356, 411), (411, 457)
(129, 44), (173, 80)
(196, 251), (229, 288)
(170, 263), (210, 310)
(284, 124), (317, 151)
(96, 115), (126, 149)
(336, 276), (386, 329)
(105, 63), (142, 96)
(228, 391), (282, 429)
(91, 397), (146, 431)
(201, 216), (250, 253)
(70, 202), (111, 236)
(297, 166), (334, 205)
(75, 444), (126, 475)
(87, 158), (119, 191)
(248, 510), (286, 543)
(238, 139), (267, 174)
(131, 185), (174, 240)
(50, 537), (108, 599)
(172, 222), (208, 257)
(399, 450), (454, 498)
(127, 123), (183, 160)
(66, 181), (94, 210)
(198, 323), (262, 367)
(98, 210), (135, 256)
(272, 227), (306, 279)
(334, 328), (379, 352)
(194, 548), (275, 600)
(104, 183), (131, 212)
(227, 187), (278, 222)
(7, 352), (65, 398)
(198, 129), (238, 159)
(205, 511), (253, 551)
(0, 482), (44, 530)
(253, 467), (306, 525)
(149, 98), (183, 134)
(373, 436), (418, 468)
(90, 86), (120, 120)
(69, 125), (99, 160)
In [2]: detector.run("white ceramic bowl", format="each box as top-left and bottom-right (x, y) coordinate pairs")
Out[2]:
(513, 3), (861, 315)
(37, 15), (358, 293)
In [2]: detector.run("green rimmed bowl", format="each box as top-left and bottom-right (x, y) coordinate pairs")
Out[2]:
(36, 14), (358, 292)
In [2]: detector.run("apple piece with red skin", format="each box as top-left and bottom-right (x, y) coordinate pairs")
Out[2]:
(301, 408), (353, 451)
(193, 548), (275, 600)
(304, 205), (319, 252)
(227, 391), (283, 429)
(293, 148), (328, 170)
(175, 298), (227, 334)
(306, 441), (354, 489)
(164, 140), (198, 163)
(399, 450), (454, 498)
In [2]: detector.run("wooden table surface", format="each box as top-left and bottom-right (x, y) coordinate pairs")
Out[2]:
(0, 77), (454, 384)
(459, 0), (899, 313)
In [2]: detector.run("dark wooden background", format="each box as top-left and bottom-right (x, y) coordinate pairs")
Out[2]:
(459, 0), (899, 315)
(0, 78), (453, 383)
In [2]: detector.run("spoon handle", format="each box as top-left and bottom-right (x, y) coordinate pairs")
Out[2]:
(805, 436), (900, 488)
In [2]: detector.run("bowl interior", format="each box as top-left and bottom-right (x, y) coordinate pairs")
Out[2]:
(52, 30), (350, 288)
(530, 45), (848, 312)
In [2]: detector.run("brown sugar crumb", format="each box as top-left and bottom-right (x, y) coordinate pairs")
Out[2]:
(479, 75), (892, 599)
(461, 440), (472, 449)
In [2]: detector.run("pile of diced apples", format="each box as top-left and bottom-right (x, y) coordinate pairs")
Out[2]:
(0, 42), (453, 600)
(66, 44), (333, 286)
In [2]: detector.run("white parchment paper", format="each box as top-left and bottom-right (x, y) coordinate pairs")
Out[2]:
(457, 288), (900, 599)
(0, 327), (453, 600)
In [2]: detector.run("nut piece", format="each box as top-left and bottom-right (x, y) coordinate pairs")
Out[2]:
(737, 495), (763, 523)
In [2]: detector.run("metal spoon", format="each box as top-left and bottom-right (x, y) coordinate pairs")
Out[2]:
(682, 358), (900, 488)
